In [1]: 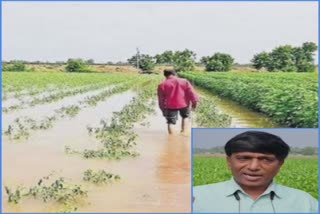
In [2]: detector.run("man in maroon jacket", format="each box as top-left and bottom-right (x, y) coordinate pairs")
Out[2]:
(157, 69), (199, 134)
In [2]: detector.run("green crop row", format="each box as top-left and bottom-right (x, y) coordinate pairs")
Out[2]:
(2, 72), (139, 94)
(4, 76), (152, 140)
(179, 72), (318, 127)
(66, 76), (161, 160)
(193, 156), (318, 199)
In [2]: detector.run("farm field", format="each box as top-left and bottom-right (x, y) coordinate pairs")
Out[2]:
(2, 70), (317, 212)
(2, 71), (235, 212)
(3, 72), (194, 212)
(193, 156), (318, 199)
(180, 71), (318, 128)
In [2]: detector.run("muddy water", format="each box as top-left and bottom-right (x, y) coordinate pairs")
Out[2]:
(2, 85), (116, 127)
(2, 93), (191, 212)
(195, 87), (281, 128)
(2, 84), (103, 109)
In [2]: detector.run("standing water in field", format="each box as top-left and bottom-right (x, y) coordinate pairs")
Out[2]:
(2, 91), (191, 212)
(195, 87), (280, 128)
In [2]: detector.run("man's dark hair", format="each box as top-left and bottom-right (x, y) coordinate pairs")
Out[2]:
(163, 69), (176, 77)
(224, 131), (290, 160)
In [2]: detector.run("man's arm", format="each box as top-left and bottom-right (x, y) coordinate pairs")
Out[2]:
(157, 84), (165, 111)
(185, 81), (199, 109)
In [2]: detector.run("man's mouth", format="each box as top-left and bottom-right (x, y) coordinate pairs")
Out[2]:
(242, 173), (263, 181)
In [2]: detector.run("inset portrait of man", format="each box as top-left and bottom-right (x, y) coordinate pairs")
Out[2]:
(193, 130), (318, 213)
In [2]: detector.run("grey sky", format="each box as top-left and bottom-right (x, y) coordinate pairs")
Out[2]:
(193, 128), (318, 149)
(3, 1), (318, 64)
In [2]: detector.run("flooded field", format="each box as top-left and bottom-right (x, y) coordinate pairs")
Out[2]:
(195, 86), (280, 128)
(3, 107), (191, 212)
(2, 72), (281, 212)
(2, 72), (191, 212)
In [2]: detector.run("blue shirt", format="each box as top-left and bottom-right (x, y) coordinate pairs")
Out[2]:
(193, 178), (318, 213)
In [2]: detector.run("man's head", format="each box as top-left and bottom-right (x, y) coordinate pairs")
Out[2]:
(163, 69), (176, 77)
(224, 131), (290, 192)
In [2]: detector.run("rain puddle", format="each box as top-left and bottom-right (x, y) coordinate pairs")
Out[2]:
(2, 93), (191, 212)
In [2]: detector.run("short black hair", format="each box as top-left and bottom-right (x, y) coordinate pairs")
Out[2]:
(224, 131), (290, 160)
(163, 69), (176, 77)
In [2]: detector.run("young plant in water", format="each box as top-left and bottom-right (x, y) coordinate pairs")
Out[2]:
(83, 169), (121, 184)
(5, 174), (88, 212)
(5, 185), (25, 204)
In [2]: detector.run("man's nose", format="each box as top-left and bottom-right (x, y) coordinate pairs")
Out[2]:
(247, 159), (260, 171)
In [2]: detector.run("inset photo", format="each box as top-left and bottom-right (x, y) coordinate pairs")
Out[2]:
(192, 128), (318, 213)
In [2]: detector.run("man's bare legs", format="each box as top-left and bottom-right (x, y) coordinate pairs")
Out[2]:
(181, 117), (188, 133)
(167, 123), (174, 134)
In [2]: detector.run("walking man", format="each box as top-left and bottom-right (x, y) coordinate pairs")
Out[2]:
(157, 69), (198, 134)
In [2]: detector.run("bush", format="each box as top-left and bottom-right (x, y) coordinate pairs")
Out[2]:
(201, 53), (234, 72)
(173, 49), (196, 72)
(65, 58), (90, 72)
(127, 54), (156, 71)
(3, 60), (26, 72)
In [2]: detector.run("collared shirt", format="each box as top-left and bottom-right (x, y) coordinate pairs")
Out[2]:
(193, 178), (318, 213)
(157, 76), (198, 109)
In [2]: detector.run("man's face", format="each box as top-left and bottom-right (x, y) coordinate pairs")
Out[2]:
(227, 152), (284, 190)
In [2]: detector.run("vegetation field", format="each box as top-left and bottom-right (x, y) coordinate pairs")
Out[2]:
(193, 156), (318, 199)
(180, 71), (318, 128)
(3, 71), (231, 212)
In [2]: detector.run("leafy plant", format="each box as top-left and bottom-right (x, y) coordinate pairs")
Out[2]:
(83, 169), (121, 184)
(5, 174), (88, 212)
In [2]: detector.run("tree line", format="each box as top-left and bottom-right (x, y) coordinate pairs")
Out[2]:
(2, 41), (317, 73)
(194, 146), (318, 156)
(128, 42), (317, 72)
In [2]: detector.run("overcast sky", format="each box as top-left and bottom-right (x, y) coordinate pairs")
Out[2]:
(2, 1), (318, 64)
(193, 128), (318, 149)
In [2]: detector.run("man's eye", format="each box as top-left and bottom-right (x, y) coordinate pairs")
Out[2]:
(261, 158), (275, 162)
(237, 157), (249, 161)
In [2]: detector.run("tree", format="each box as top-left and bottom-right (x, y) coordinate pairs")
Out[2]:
(293, 42), (318, 72)
(65, 58), (89, 72)
(173, 49), (196, 72)
(155, 50), (175, 64)
(3, 60), (26, 72)
(127, 54), (155, 71)
(269, 45), (296, 72)
(300, 147), (317, 156)
(250, 42), (317, 72)
(251, 52), (270, 70)
(86, 59), (95, 65)
(202, 53), (234, 72)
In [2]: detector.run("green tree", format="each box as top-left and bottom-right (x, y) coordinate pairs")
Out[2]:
(293, 42), (318, 72)
(3, 60), (26, 72)
(251, 42), (317, 72)
(173, 49), (196, 72)
(65, 58), (89, 72)
(155, 50), (175, 64)
(127, 54), (155, 71)
(251, 52), (270, 70)
(269, 45), (296, 72)
(300, 147), (317, 156)
(86, 59), (95, 65)
(202, 53), (234, 72)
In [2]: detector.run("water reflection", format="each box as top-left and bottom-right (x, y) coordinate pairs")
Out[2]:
(155, 134), (191, 212)
(3, 100), (191, 212)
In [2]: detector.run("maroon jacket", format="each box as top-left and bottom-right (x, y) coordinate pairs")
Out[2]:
(157, 75), (198, 110)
